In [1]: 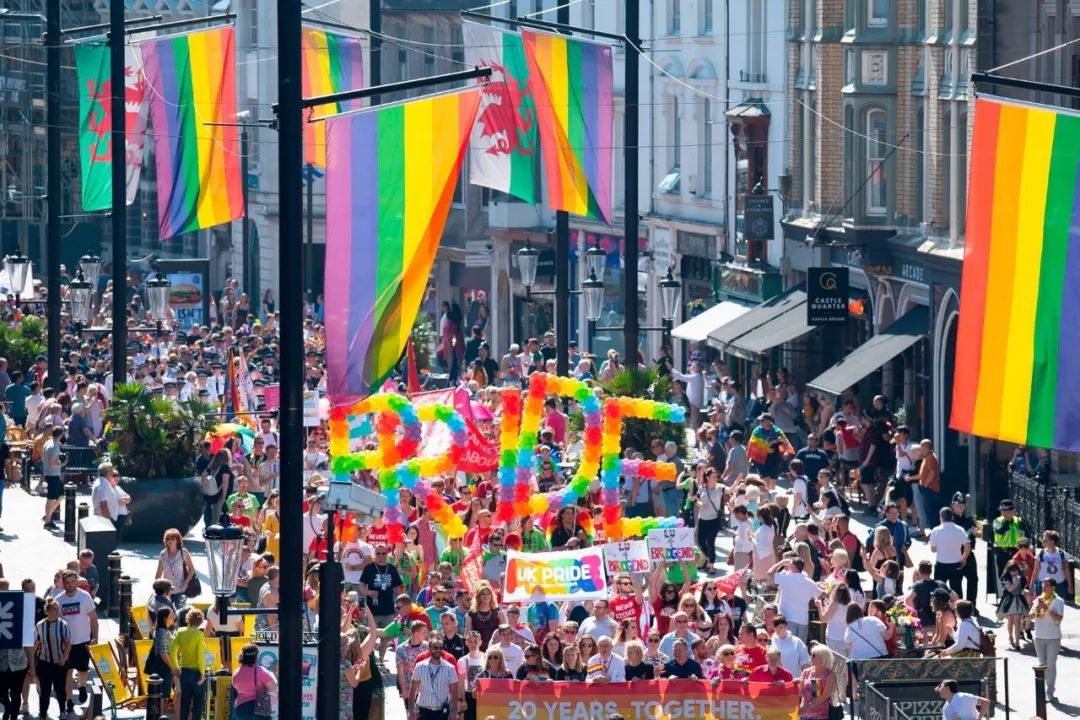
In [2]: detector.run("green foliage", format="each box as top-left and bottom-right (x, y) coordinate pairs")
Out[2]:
(0, 316), (45, 372)
(409, 312), (437, 371)
(104, 383), (217, 478)
(597, 367), (688, 457)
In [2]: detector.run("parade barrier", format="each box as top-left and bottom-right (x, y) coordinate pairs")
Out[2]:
(476, 679), (799, 720)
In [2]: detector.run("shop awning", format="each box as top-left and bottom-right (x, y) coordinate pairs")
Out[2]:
(706, 285), (811, 360)
(671, 301), (752, 343)
(807, 306), (929, 396)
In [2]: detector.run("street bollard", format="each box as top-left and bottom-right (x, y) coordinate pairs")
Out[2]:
(145, 674), (162, 719)
(63, 483), (77, 542)
(118, 575), (132, 638)
(76, 501), (89, 545)
(107, 553), (122, 618)
(1034, 665), (1047, 720)
(90, 683), (103, 717)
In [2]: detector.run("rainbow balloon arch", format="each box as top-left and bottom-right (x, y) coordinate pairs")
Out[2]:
(328, 373), (687, 543)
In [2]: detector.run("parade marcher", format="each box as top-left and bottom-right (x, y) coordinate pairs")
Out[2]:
(409, 638), (460, 720)
(1029, 578), (1064, 704)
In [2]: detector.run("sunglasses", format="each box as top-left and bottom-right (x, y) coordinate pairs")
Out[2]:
(675, 620), (689, 624)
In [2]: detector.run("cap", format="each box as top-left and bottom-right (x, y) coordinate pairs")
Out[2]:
(951, 492), (966, 505)
(998, 499), (1015, 511)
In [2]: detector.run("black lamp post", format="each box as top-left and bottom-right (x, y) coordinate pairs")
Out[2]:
(145, 273), (171, 342)
(68, 273), (94, 334)
(5, 252), (30, 307)
(581, 271), (604, 354)
(78, 254), (102, 322)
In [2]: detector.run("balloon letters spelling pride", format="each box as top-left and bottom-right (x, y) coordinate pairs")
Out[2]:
(328, 373), (687, 539)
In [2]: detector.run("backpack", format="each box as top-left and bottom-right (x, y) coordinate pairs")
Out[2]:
(771, 522), (785, 557)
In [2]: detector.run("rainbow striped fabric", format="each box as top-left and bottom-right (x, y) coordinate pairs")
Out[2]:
(302, 27), (364, 168)
(140, 26), (243, 239)
(522, 30), (613, 222)
(951, 96), (1080, 449)
(747, 424), (793, 466)
(324, 88), (482, 402)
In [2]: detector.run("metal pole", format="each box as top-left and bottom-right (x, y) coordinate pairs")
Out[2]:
(1003, 657), (1010, 720)
(316, 511), (342, 720)
(76, 501), (89, 545)
(242, 128), (251, 298)
(623, 0), (640, 366)
(554, 2), (570, 378)
(63, 483), (77, 543)
(1033, 665), (1047, 720)
(118, 575), (132, 637)
(145, 674), (162, 719)
(306, 164), (314, 303)
(369, 0), (381, 104)
(110, 0), (127, 388)
(276, 0), (304, 716)
(45, 0), (63, 394)
(107, 552), (122, 618)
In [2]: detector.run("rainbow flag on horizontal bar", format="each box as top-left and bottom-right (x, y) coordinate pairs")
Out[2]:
(951, 96), (1080, 450)
(523, 29), (613, 223)
(324, 88), (482, 402)
(141, 26), (243, 239)
(302, 27), (364, 168)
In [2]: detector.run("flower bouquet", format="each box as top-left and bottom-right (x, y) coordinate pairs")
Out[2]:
(887, 605), (922, 648)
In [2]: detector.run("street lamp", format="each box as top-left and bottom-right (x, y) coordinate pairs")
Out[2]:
(657, 267), (682, 350)
(585, 241), (607, 282)
(68, 273), (94, 329)
(582, 270), (604, 353)
(5, 251), (30, 305)
(204, 523), (246, 599)
(518, 240), (539, 290)
(146, 272), (170, 344)
(79, 254), (102, 295)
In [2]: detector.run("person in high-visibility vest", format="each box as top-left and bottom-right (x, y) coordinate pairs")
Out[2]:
(992, 499), (1030, 584)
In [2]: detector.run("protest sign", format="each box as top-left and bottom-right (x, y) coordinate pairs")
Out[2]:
(503, 547), (609, 602)
(477, 678), (799, 720)
(647, 527), (696, 563)
(602, 540), (651, 576)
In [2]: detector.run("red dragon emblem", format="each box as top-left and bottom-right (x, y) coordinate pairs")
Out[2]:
(475, 61), (536, 157)
(86, 67), (148, 164)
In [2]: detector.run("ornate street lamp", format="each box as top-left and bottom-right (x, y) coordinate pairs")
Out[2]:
(658, 267), (682, 323)
(5, 251), (30, 304)
(517, 240), (539, 289)
(78, 254), (102, 295)
(68, 273), (94, 328)
(203, 523), (246, 599)
(146, 273), (171, 324)
(585, 241), (607, 282)
(582, 271), (605, 324)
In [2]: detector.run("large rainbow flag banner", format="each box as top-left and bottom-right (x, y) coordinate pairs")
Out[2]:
(522, 29), (613, 222)
(324, 88), (482, 402)
(141, 26), (243, 239)
(951, 96), (1080, 450)
(477, 679), (799, 720)
(301, 27), (364, 168)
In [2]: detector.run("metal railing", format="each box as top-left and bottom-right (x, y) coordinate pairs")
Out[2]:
(1009, 471), (1080, 558)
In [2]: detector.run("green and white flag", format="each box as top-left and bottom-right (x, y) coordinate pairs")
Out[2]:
(74, 41), (149, 212)
(463, 22), (539, 203)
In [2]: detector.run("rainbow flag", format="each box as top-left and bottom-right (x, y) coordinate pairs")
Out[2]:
(301, 27), (364, 168)
(140, 27), (243, 239)
(951, 96), (1080, 450)
(747, 424), (794, 465)
(522, 30), (613, 222)
(324, 88), (482, 402)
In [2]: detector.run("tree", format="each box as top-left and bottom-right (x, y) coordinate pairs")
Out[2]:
(104, 383), (216, 478)
(0, 316), (45, 372)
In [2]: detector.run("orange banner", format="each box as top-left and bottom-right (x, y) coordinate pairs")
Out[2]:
(476, 679), (799, 720)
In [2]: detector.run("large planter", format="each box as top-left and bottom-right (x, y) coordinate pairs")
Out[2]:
(117, 476), (203, 543)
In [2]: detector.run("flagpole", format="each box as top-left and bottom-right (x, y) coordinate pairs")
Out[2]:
(110, 0), (128, 388)
(553, 2), (571, 378)
(45, 0), (62, 394)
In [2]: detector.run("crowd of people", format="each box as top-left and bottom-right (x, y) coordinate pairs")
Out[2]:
(0, 274), (1069, 720)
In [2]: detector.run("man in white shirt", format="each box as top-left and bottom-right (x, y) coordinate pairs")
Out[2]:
(769, 617), (810, 677)
(494, 625), (525, 675)
(929, 507), (971, 597)
(935, 679), (989, 720)
(577, 599), (619, 642)
(339, 536), (375, 587)
(409, 639), (460, 720)
(586, 636), (626, 682)
(58, 569), (98, 713)
(770, 558), (822, 642)
(789, 458), (811, 518)
(91, 463), (120, 522)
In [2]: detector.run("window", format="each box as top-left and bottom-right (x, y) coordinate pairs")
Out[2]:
(671, 97), (682, 170)
(248, 0), (259, 48)
(671, 0), (681, 34)
(803, 92), (817, 210)
(703, 0), (713, 32)
(747, 0), (766, 81)
(452, 26), (463, 67)
(844, 49), (855, 84)
(915, 98), (924, 223)
(584, 0), (595, 29)
(866, 108), (888, 216)
(397, 48), (408, 81)
(701, 100), (712, 197)
(957, 110), (968, 235)
(424, 27), (436, 72)
(867, 0), (888, 26)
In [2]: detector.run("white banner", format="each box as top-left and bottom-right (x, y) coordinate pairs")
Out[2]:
(503, 547), (608, 602)
(646, 527), (696, 564)
(602, 540), (651, 576)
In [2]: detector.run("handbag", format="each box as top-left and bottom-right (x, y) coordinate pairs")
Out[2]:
(199, 473), (219, 496)
(250, 666), (273, 717)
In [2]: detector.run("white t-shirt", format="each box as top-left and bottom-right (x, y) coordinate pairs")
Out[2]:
(577, 615), (619, 642)
(91, 477), (119, 520)
(339, 540), (375, 585)
(929, 523), (970, 564)
(733, 520), (755, 553)
(894, 442), (915, 476)
(58, 589), (96, 644)
(775, 570), (822, 624)
(1032, 594), (1064, 640)
(844, 616), (888, 660)
(792, 477), (809, 517)
(1036, 549), (1069, 583)
(825, 601), (849, 640)
(754, 524), (776, 560)
(499, 642), (525, 675)
(942, 692), (980, 720)
(769, 633), (810, 677)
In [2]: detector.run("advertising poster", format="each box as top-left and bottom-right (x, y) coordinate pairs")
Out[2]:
(255, 644), (318, 720)
(165, 271), (205, 330)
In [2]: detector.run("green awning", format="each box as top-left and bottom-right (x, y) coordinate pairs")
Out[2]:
(807, 306), (929, 396)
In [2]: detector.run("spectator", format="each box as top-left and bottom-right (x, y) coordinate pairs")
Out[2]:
(232, 643), (277, 720)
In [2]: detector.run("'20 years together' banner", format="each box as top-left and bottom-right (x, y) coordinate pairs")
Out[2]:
(477, 679), (798, 720)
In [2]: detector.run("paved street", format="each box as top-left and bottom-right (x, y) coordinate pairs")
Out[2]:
(3, 481), (1075, 718)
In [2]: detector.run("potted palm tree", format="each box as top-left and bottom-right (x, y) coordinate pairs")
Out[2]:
(104, 383), (217, 541)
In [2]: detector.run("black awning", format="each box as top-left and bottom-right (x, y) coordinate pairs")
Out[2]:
(706, 285), (810, 360)
(807, 306), (930, 396)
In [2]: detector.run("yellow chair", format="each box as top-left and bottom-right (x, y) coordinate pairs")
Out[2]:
(89, 643), (133, 706)
(130, 606), (151, 640)
(133, 639), (153, 695)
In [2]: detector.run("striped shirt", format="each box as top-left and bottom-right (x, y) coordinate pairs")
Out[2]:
(35, 618), (70, 664)
(411, 658), (457, 710)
